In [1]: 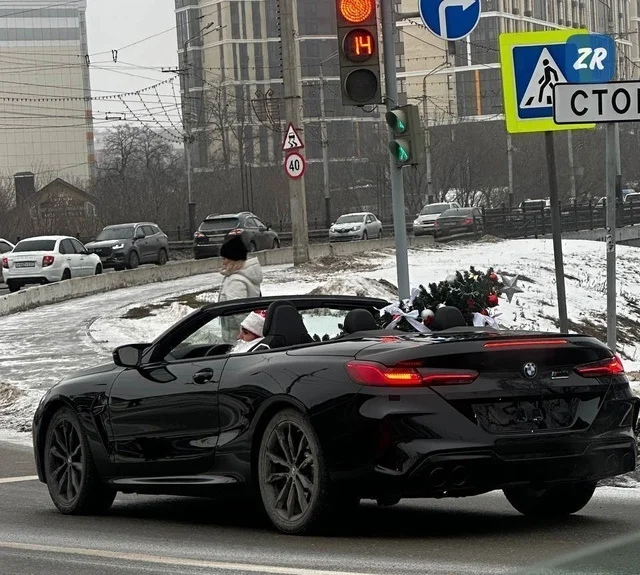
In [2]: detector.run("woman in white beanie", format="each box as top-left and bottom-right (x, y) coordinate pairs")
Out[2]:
(230, 310), (269, 354)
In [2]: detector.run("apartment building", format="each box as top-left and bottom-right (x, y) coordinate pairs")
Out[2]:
(399, 0), (640, 122)
(0, 0), (94, 189)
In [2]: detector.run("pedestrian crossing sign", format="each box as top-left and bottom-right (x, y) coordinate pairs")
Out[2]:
(499, 29), (596, 134)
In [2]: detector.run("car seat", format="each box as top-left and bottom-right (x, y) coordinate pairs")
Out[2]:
(343, 308), (378, 334)
(261, 301), (313, 349)
(433, 306), (467, 330)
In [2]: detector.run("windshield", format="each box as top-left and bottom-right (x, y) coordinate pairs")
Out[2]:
(13, 239), (56, 252)
(336, 215), (364, 224)
(200, 218), (240, 232)
(97, 226), (135, 241)
(420, 204), (449, 215)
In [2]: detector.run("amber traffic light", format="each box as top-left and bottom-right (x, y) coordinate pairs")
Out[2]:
(335, 0), (381, 106)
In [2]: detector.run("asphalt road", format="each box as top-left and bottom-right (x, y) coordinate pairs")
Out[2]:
(2, 442), (640, 575)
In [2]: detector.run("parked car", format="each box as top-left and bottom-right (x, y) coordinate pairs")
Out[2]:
(413, 202), (460, 236)
(85, 223), (169, 270)
(0, 237), (14, 282)
(2, 235), (101, 292)
(433, 207), (484, 240)
(624, 192), (640, 204)
(33, 294), (638, 535)
(193, 212), (280, 259)
(329, 212), (383, 242)
(520, 199), (550, 213)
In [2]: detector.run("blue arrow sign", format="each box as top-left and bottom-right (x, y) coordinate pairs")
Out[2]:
(419, 0), (481, 42)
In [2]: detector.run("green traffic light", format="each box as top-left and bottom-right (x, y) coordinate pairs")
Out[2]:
(385, 111), (407, 134)
(389, 141), (409, 162)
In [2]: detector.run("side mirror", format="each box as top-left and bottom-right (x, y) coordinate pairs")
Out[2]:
(265, 222), (272, 230)
(113, 344), (147, 368)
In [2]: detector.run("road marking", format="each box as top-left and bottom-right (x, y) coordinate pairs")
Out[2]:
(0, 475), (38, 484)
(0, 541), (510, 574)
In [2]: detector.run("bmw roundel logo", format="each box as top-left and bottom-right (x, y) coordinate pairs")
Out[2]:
(522, 362), (538, 379)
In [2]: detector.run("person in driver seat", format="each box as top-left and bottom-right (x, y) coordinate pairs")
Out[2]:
(230, 310), (270, 354)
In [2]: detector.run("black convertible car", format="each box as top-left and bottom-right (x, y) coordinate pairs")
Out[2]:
(33, 295), (639, 534)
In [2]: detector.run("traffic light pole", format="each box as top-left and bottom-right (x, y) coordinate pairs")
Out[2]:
(381, 0), (410, 300)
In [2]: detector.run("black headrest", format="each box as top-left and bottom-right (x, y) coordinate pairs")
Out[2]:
(343, 308), (378, 334)
(263, 300), (312, 348)
(433, 306), (467, 331)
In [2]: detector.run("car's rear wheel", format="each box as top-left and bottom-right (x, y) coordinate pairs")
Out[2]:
(7, 280), (20, 293)
(272, 239), (280, 249)
(156, 249), (168, 266)
(127, 251), (139, 269)
(258, 409), (334, 534)
(249, 241), (257, 253)
(44, 407), (116, 515)
(503, 480), (597, 518)
(377, 229), (383, 239)
(61, 269), (71, 281)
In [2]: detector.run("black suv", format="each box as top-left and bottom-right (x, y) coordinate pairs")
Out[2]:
(194, 212), (280, 259)
(86, 222), (169, 270)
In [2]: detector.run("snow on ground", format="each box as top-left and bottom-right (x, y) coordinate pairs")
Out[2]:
(2, 238), (640, 454)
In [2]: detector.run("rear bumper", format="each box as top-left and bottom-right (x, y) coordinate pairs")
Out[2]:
(5, 267), (60, 284)
(341, 436), (637, 498)
(194, 244), (221, 258)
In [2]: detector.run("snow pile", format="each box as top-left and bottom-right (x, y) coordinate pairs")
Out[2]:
(307, 277), (397, 301)
(195, 291), (218, 303)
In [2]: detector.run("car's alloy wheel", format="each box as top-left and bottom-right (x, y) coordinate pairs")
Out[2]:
(156, 249), (168, 266)
(503, 480), (597, 518)
(128, 251), (139, 269)
(258, 409), (331, 534)
(44, 407), (115, 515)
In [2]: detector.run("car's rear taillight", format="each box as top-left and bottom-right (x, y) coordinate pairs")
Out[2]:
(42, 255), (55, 267)
(345, 361), (477, 387)
(1, 257), (7, 269)
(228, 228), (244, 235)
(464, 218), (473, 225)
(433, 221), (439, 227)
(575, 355), (625, 378)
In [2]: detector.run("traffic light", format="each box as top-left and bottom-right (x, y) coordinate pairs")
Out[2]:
(335, 0), (382, 106)
(385, 105), (425, 167)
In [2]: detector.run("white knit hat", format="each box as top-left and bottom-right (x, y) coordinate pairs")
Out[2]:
(241, 310), (267, 337)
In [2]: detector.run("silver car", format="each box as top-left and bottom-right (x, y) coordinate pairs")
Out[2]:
(329, 212), (383, 242)
(0, 237), (14, 282)
(413, 202), (460, 236)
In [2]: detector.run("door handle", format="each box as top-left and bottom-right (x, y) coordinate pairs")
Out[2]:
(193, 368), (214, 385)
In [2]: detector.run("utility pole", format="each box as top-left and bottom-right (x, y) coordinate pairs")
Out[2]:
(319, 69), (331, 228)
(280, 0), (309, 264)
(182, 21), (215, 238)
(567, 131), (577, 203)
(507, 133), (514, 206)
(605, 5), (617, 351)
(381, 0), (410, 300)
(422, 76), (433, 204)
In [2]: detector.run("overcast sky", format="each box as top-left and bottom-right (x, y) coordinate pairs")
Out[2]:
(85, 0), (181, 135)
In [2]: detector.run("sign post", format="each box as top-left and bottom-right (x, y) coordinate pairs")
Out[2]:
(499, 29), (615, 335)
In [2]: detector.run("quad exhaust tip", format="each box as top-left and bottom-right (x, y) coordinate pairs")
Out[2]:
(429, 465), (469, 489)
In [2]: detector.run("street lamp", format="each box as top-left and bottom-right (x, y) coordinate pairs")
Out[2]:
(183, 22), (217, 237)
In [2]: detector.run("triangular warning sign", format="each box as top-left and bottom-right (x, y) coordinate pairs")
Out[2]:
(519, 48), (567, 109)
(281, 123), (304, 151)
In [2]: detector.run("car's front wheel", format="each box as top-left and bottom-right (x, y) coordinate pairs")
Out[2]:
(258, 409), (334, 534)
(44, 407), (116, 515)
(503, 480), (597, 518)
(127, 251), (139, 269)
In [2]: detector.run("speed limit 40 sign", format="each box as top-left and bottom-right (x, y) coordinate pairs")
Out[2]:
(284, 151), (305, 180)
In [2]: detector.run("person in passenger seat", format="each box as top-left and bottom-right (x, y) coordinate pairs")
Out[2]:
(230, 310), (270, 354)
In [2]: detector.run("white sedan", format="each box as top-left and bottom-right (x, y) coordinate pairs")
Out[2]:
(329, 212), (383, 242)
(2, 235), (102, 293)
(0, 237), (14, 282)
